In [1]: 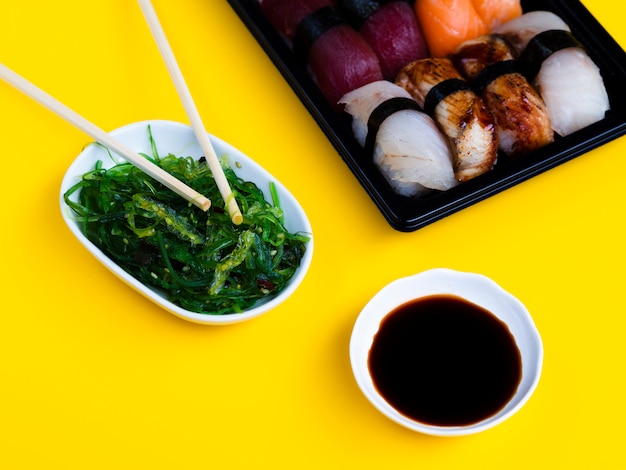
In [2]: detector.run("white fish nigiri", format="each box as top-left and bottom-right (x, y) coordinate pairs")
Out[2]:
(494, 11), (610, 137)
(339, 80), (457, 197)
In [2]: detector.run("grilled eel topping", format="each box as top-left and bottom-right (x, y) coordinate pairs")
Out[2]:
(453, 34), (554, 158)
(396, 57), (498, 181)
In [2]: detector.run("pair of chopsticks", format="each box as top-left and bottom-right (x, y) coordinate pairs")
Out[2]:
(137, 0), (242, 224)
(0, 0), (242, 225)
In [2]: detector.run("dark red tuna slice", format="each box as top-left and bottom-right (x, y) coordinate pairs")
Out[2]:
(308, 24), (383, 106)
(258, 0), (335, 42)
(341, 0), (429, 80)
(259, 0), (383, 108)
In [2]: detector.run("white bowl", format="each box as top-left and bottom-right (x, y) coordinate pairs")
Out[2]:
(60, 120), (313, 325)
(350, 268), (543, 436)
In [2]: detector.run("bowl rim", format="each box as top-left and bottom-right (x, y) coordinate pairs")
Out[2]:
(59, 119), (314, 325)
(349, 268), (543, 436)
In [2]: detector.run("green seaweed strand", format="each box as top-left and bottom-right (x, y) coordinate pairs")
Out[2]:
(63, 127), (309, 316)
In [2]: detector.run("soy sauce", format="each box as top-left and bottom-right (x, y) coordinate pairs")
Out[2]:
(368, 295), (522, 427)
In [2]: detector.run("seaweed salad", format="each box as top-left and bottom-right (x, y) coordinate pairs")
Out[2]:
(63, 127), (310, 315)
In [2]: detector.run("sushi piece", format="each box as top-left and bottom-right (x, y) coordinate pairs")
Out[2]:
(338, 0), (429, 80)
(473, 0), (522, 30)
(396, 58), (498, 181)
(306, 20), (384, 107)
(338, 80), (458, 197)
(415, 0), (487, 58)
(258, 0), (383, 108)
(413, 0), (522, 58)
(494, 11), (610, 136)
(453, 34), (554, 158)
(257, 0), (332, 42)
(491, 10), (568, 53)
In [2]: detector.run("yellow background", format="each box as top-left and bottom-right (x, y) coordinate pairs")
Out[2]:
(1, 1), (624, 468)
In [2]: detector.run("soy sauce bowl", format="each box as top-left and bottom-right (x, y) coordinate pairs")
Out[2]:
(60, 120), (313, 325)
(349, 268), (543, 436)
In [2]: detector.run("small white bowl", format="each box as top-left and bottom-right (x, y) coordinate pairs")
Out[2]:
(350, 268), (543, 436)
(60, 120), (313, 325)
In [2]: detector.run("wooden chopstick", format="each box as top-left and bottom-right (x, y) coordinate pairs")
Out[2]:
(137, 0), (243, 225)
(0, 62), (211, 212)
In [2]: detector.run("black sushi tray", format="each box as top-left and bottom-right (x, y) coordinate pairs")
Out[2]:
(226, 0), (626, 232)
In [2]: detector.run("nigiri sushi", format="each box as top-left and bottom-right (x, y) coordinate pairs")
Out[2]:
(413, 0), (522, 58)
(339, 80), (458, 197)
(453, 34), (554, 158)
(396, 58), (498, 181)
(258, 0), (383, 108)
(257, 0), (331, 42)
(338, 0), (429, 80)
(473, 0), (522, 30)
(494, 11), (610, 136)
(415, 0), (487, 58)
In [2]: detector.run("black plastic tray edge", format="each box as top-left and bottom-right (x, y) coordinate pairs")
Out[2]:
(226, 0), (626, 232)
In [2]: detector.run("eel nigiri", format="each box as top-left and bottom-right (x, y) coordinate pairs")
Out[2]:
(258, 0), (383, 108)
(396, 58), (498, 181)
(338, 80), (458, 197)
(453, 34), (554, 158)
(338, 0), (429, 80)
(494, 11), (610, 136)
(413, 0), (522, 58)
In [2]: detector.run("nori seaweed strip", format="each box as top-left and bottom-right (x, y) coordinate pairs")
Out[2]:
(517, 30), (584, 82)
(338, 0), (413, 28)
(364, 97), (422, 158)
(423, 78), (472, 116)
(293, 6), (346, 63)
(472, 60), (519, 95)
(337, 0), (381, 28)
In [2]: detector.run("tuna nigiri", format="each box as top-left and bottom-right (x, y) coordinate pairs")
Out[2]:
(454, 34), (554, 157)
(414, 0), (522, 57)
(308, 23), (383, 107)
(396, 58), (498, 181)
(339, 81), (458, 197)
(258, 0), (383, 108)
(258, 0), (331, 42)
(338, 0), (429, 80)
(494, 11), (610, 136)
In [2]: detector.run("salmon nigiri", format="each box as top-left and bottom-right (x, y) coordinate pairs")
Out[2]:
(415, 0), (487, 58)
(473, 0), (522, 30)
(414, 0), (522, 57)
